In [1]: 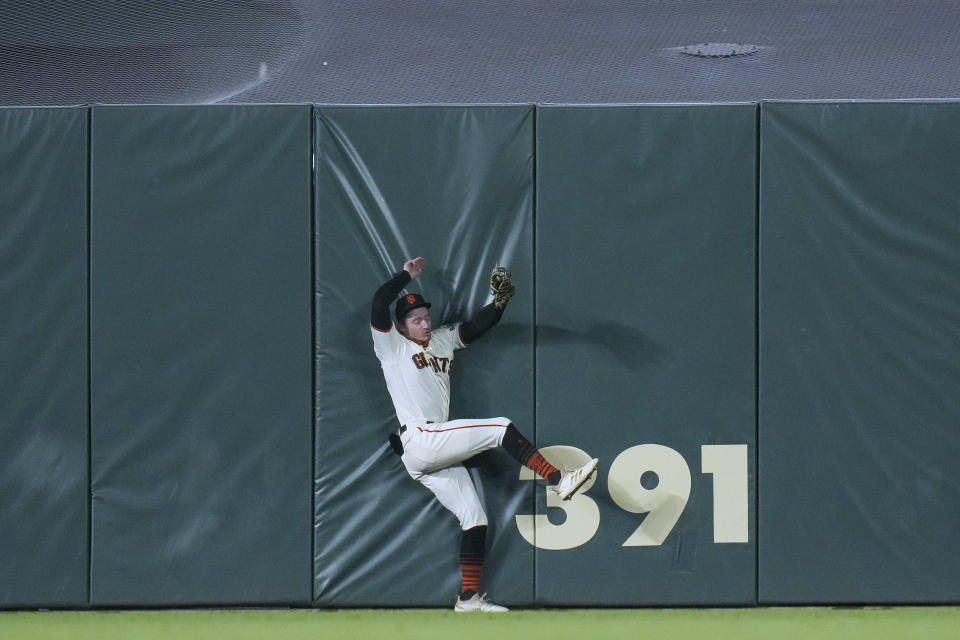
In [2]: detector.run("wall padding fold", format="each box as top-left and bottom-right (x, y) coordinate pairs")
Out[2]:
(313, 106), (535, 606)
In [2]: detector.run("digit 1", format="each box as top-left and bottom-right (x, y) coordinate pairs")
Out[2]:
(701, 444), (749, 543)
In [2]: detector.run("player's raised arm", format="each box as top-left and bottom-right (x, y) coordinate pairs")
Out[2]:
(403, 257), (423, 279)
(371, 257), (423, 331)
(459, 265), (516, 344)
(459, 302), (503, 344)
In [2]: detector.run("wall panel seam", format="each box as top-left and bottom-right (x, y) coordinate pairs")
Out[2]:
(85, 105), (93, 609)
(754, 102), (762, 607)
(531, 104), (539, 606)
(309, 105), (318, 605)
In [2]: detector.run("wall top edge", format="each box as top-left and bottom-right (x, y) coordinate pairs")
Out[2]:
(0, 104), (90, 110)
(760, 98), (960, 105)
(4, 100), (959, 110)
(88, 103), (313, 109)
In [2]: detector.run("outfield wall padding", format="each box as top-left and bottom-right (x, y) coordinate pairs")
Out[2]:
(758, 101), (960, 604)
(313, 106), (536, 607)
(0, 107), (90, 608)
(88, 105), (313, 606)
(534, 105), (757, 606)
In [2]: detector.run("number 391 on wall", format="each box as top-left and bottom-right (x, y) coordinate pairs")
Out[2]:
(515, 444), (749, 550)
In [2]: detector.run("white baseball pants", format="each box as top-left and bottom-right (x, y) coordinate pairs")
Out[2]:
(400, 417), (511, 530)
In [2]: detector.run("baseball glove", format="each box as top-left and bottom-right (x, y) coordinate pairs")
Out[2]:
(489, 265), (516, 310)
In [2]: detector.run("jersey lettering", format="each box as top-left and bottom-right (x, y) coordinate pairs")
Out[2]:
(412, 352), (450, 373)
(373, 324), (463, 426)
(429, 356), (450, 373)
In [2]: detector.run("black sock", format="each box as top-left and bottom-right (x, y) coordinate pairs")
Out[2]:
(460, 525), (486, 600)
(501, 424), (562, 485)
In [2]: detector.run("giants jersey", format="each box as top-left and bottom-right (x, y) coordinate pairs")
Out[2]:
(372, 323), (466, 426)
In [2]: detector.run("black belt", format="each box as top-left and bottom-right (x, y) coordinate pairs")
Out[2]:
(399, 420), (434, 434)
(393, 422), (433, 456)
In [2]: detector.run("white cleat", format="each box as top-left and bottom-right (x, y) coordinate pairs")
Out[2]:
(454, 592), (509, 612)
(551, 457), (599, 500)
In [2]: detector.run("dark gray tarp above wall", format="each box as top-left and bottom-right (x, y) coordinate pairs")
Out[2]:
(313, 106), (535, 606)
(88, 105), (313, 606)
(535, 105), (757, 606)
(758, 101), (960, 604)
(0, 107), (89, 608)
(6, 1), (960, 106)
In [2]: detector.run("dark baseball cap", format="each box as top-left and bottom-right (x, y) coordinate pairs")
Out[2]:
(395, 292), (431, 325)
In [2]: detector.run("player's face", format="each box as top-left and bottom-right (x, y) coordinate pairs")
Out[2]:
(402, 307), (432, 344)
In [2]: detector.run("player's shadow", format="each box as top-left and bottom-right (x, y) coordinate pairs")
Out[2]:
(429, 268), (662, 371)
(347, 287), (662, 378)
(536, 322), (665, 371)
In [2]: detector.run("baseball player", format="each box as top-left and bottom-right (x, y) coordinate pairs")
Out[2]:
(371, 256), (598, 612)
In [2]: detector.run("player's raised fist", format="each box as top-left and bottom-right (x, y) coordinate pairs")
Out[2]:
(403, 257), (424, 279)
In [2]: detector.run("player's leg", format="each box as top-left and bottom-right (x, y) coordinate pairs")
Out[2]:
(499, 423), (561, 485)
(499, 424), (599, 501)
(459, 524), (485, 601)
(409, 418), (596, 501)
(412, 464), (488, 531)
(408, 417), (512, 471)
(411, 465), (507, 612)
(410, 417), (558, 479)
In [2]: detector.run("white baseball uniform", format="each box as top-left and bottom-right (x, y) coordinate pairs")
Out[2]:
(372, 322), (510, 530)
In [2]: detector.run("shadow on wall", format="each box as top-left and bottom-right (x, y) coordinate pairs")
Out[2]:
(538, 322), (664, 371)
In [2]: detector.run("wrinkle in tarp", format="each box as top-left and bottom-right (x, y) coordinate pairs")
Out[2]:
(313, 106), (535, 606)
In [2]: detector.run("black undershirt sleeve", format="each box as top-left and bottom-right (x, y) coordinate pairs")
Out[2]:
(371, 270), (411, 331)
(459, 302), (504, 344)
